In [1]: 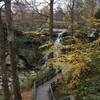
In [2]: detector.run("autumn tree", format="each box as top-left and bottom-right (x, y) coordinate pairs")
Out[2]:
(68, 0), (76, 35)
(13, 0), (29, 30)
(84, 0), (97, 17)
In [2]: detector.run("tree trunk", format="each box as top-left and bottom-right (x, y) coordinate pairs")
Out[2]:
(71, 0), (75, 35)
(69, 0), (75, 35)
(4, 0), (22, 100)
(0, 8), (11, 100)
(71, 8), (74, 35)
(49, 0), (54, 39)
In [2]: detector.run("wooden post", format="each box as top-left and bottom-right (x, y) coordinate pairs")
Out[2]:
(49, 86), (56, 100)
(32, 82), (36, 100)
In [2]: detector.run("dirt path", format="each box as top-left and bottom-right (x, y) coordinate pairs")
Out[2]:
(21, 90), (32, 100)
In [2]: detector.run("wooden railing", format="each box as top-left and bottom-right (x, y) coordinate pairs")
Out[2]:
(49, 85), (56, 100)
(35, 69), (56, 87)
(32, 82), (37, 100)
(32, 68), (57, 100)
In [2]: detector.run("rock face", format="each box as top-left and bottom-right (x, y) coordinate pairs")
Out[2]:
(62, 39), (76, 45)
(6, 54), (28, 70)
(61, 47), (75, 54)
(48, 52), (54, 59)
(15, 30), (76, 70)
(18, 48), (35, 65)
(62, 31), (72, 37)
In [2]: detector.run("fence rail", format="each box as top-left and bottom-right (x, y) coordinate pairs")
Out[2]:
(49, 86), (56, 100)
(32, 68), (57, 100)
(32, 82), (36, 100)
(35, 69), (56, 87)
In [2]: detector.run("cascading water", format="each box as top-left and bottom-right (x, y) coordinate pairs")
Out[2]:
(42, 55), (48, 69)
(53, 32), (63, 58)
(42, 32), (63, 69)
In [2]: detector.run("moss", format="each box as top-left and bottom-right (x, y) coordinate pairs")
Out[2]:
(39, 41), (53, 49)
(20, 79), (33, 91)
(0, 96), (4, 100)
(16, 35), (30, 45)
(24, 31), (43, 36)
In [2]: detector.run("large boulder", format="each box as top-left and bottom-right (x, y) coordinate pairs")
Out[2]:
(18, 48), (35, 66)
(62, 31), (72, 37)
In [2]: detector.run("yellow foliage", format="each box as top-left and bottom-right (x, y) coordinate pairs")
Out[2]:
(81, 16), (100, 28)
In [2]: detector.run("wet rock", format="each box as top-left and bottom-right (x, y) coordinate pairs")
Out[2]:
(61, 48), (67, 54)
(14, 30), (23, 36)
(62, 39), (76, 45)
(43, 32), (49, 36)
(18, 48), (35, 66)
(39, 37), (49, 44)
(62, 32), (72, 37)
(61, 47), (75, 53)
(48, 52), (54, 59)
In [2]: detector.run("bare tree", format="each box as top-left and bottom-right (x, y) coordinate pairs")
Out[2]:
(68, 0), (76, 35)
(4, 0), (22, 100)
(49, 0), (54, 39)
(84, 0), (97, 17)
(0, 8), (11, 100)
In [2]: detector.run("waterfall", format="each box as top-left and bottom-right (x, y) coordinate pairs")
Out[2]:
(42, 32), (63, 69)
(42, 55), (48, 69)
(55, 32), (63, 45)
(53, 32), (63, 58)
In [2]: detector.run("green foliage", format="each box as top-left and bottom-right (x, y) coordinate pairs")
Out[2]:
(34, 67), (56, 82)
(0, 96), (4, 100)
(24, 31), (43, 36)
(76, 43), (100, 99)
(39, 40), (53, 51)
(95, 9), (100, 19)
(90, 50), (100, 75)
(20, 68), (56, 91)
(77, 77), (100, 100)
(20, 78), (33, 91)
(16, 35), (30, 46)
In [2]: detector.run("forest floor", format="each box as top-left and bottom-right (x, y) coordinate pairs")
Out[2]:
(22, 90), (32, 100)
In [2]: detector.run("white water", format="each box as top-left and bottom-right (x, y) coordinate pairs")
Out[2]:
(42, 32), (63, 67)
(42, 55), (48, 69)
(53, 32), (63, 58)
